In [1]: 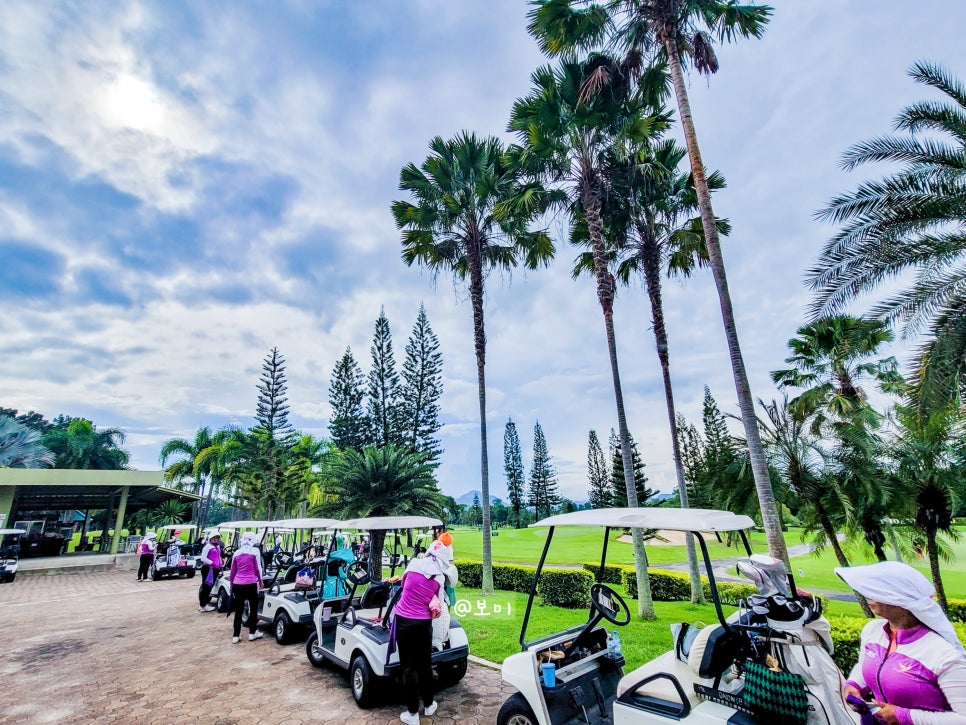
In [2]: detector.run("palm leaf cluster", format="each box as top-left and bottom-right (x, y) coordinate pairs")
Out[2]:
(810, 62), (966, 407)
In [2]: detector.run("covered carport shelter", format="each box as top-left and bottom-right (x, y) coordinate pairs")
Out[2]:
(0, 469), (201, 555)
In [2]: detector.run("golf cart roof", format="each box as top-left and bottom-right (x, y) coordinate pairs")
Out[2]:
(158, 524), (197, 530)
(0, 528), (27, 536)
(341, 515), (443, 530)
(533, 507), (755, 532)
(217, 520), (276, 530)
(271, 517), (343, 529)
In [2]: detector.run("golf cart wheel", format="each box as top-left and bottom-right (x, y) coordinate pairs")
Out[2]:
(216, 589), (230, 613)
(305, 631), (326, 668)
(439, 656), (468, 687)
(274, 611), (293, 644)
(350, 654), (376, 708)
(3, 573), (14, 583)
(151, 568), (161, 581)
(186, 569), (196, 579)
(497, 693), (539, 725)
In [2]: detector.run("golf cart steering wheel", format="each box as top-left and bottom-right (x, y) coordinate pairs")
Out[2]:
(345, 561), (370, 587)
(590, 583), (631, 626)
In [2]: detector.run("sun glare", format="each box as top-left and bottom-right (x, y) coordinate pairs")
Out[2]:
(101, 74), (166, 133)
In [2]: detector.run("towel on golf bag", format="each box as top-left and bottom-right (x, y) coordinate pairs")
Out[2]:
(742, 659), (810, 725)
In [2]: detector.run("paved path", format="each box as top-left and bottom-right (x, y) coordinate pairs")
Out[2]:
(0, 570), (514, 725)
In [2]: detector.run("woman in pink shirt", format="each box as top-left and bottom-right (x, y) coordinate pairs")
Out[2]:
(136, 532), (156, 582)
(393, 546), (446, 725)
(229, 532), (265, 644)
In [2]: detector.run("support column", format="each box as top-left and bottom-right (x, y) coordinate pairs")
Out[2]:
(0, 485), (15, 527)
(100, 492), (116, 553)
(110, 486), (129, 555)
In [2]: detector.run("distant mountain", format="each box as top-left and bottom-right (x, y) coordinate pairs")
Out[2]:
(455, 490), (500, 506)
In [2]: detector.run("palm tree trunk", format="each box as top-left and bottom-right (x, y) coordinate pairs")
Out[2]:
(663, 35), (789, 566)
(468, 234), (494, 596)
(816, 500), (874, 617)
(639, 229), (703, 604)
(583, 179), (654, 619)
(926, 529), (948, 614)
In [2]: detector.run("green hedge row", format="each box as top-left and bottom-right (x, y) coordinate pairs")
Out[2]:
(616, 565), (759, 606)
(454, 559), (591, 608)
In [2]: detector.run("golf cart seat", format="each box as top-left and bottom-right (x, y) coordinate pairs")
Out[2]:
(359, 581), (391, 609)
(617, 625), (745, 717)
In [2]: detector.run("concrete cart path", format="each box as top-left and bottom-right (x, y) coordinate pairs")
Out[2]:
(0, 570), (514, 725)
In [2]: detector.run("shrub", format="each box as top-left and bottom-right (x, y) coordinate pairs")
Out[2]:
(620, 567), (695, 601)
(828, 616), (866, 673)
(582, 562), (625, 585)
(948, 598), (966, 624)
(708, 581), (760, 607)
(455, 559), (481, 588)
(494, 563), (537, 594)
(538, 568), (594, 608)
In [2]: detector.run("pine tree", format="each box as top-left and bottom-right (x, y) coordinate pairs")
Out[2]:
(469, 492), (483, 526)
(504, 418), (526, 527)
(587, 430), (610, 508)
(254, 347), (296, 518)
(328, 347), (371, 451)
(528, 421), (560, 521)
(400, 304), (443, 466)
(610, 432), (653, 508)
(368, 308), (404, 447)
(677, 414), (711, 508)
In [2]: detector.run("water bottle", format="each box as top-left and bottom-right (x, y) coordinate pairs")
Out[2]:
(606, 631), (615, 656)
(611, 630), (622, 658)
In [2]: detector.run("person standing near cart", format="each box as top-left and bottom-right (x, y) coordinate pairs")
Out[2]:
(393, 550), (444, 724)
(136, 532), (156, 582)
(198, 533), (222, 612)
(229, 532), (264, 643)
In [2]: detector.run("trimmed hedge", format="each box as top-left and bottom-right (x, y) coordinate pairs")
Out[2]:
(537, 568), (594, 608)
(581, 563), (625, 585)
(493, 563), (538, 594)
(619, 566), (758, 605)
(828, 616), (866, 673)
(948, 598), (966, 624)
(454, 559), (482, 588)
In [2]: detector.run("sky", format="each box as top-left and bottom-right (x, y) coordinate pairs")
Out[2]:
(2, 1), (965, 503)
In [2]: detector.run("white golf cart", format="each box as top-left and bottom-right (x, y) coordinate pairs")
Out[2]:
(304, 515), (470, 709)
(256, 517), (348, 644)
(151, 524), (198, 580)
(0, 528), (26, 583)
(498, 508), (856, 725)
(210, 520), (283, 612)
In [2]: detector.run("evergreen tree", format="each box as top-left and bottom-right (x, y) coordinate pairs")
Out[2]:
(587, 429), (610, 508)
(469, 492), (483, 526)
(253, 347), (295, 519)
(610, 432), (653, 508)
(400, 304), (443, 466)
(701, 386), (742, 506)
(328, 347), (371, 451)
(527, 421), (560, 521)
(503, 418), (526, 528)
(677, 414), (711, 508)
(367, 308), (404, 447)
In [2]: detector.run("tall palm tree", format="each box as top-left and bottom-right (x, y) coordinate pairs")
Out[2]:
(0, 416), (54, 468)
(392, 132), (555, 595)
(809, 62), (966, 410)
(574, 136), (724, 603)
(527, 0), (787, 565)
(772, 315), (903, 564)
(509, 54), (661, 618)
(160, 426), (217, 525)
(891, 401), (961, 613)
(325, 445), (443, 581)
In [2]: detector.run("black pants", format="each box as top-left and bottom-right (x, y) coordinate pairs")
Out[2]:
(395, 615), (434, 714)
(137, 554), (153, 581)
(232, 583), (259, 637)
(198, 566), (220, 606)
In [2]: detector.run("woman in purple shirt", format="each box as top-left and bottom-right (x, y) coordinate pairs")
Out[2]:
(229, 532), (265, 644)
(838, 562), (966, 724)
(393, 548), (446, 725)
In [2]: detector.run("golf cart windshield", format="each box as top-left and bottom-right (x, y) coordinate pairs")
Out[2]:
(520, 508), (756, 647)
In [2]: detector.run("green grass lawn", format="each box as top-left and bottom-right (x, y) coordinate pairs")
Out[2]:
(448, 526), (774, 566)
(449, 525), (966, 600)
(456, 586), (735, 669)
